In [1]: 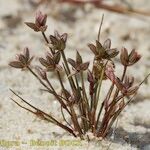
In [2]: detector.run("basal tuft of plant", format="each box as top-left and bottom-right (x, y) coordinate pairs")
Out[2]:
(9, 11), (149, 140)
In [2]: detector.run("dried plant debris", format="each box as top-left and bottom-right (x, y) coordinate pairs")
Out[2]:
(60, 0), (150, 17)
(9, 11), (150, 140)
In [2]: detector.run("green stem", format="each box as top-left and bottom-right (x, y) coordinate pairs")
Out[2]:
(91, 68), (104, 133)
(80, 71), (89, 110)
(61, 106), (73, 130)
(75, 74), (85, 130)
(41, 32), (69, 100)
(42, 32), (55, 55)
(70, 105), (84, 139)
(80, 71), (90, 132)
(95, 68), (105, 107)
(96, 83), (114, 128)
(61, 51), (76, 91)
(60, 52), (83, 137)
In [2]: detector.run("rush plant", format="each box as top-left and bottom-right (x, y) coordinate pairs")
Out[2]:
(9, 11), (149, 140)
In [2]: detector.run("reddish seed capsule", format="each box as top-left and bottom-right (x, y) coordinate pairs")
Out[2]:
(25, 11), (47, 32)
(128, 49), (141, 65)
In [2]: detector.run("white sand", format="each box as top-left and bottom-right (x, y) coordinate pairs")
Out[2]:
(0, 0), (149, 149)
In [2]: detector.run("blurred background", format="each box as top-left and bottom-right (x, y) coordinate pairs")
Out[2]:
(0, 0), (149, 149)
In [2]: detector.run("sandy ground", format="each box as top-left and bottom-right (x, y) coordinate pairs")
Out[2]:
(0, 0), (150, 149)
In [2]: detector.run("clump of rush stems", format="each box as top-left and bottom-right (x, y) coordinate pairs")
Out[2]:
(9, 11), (149, 140)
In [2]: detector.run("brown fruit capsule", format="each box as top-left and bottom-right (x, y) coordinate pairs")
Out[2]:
(120, 47), (129, 66)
